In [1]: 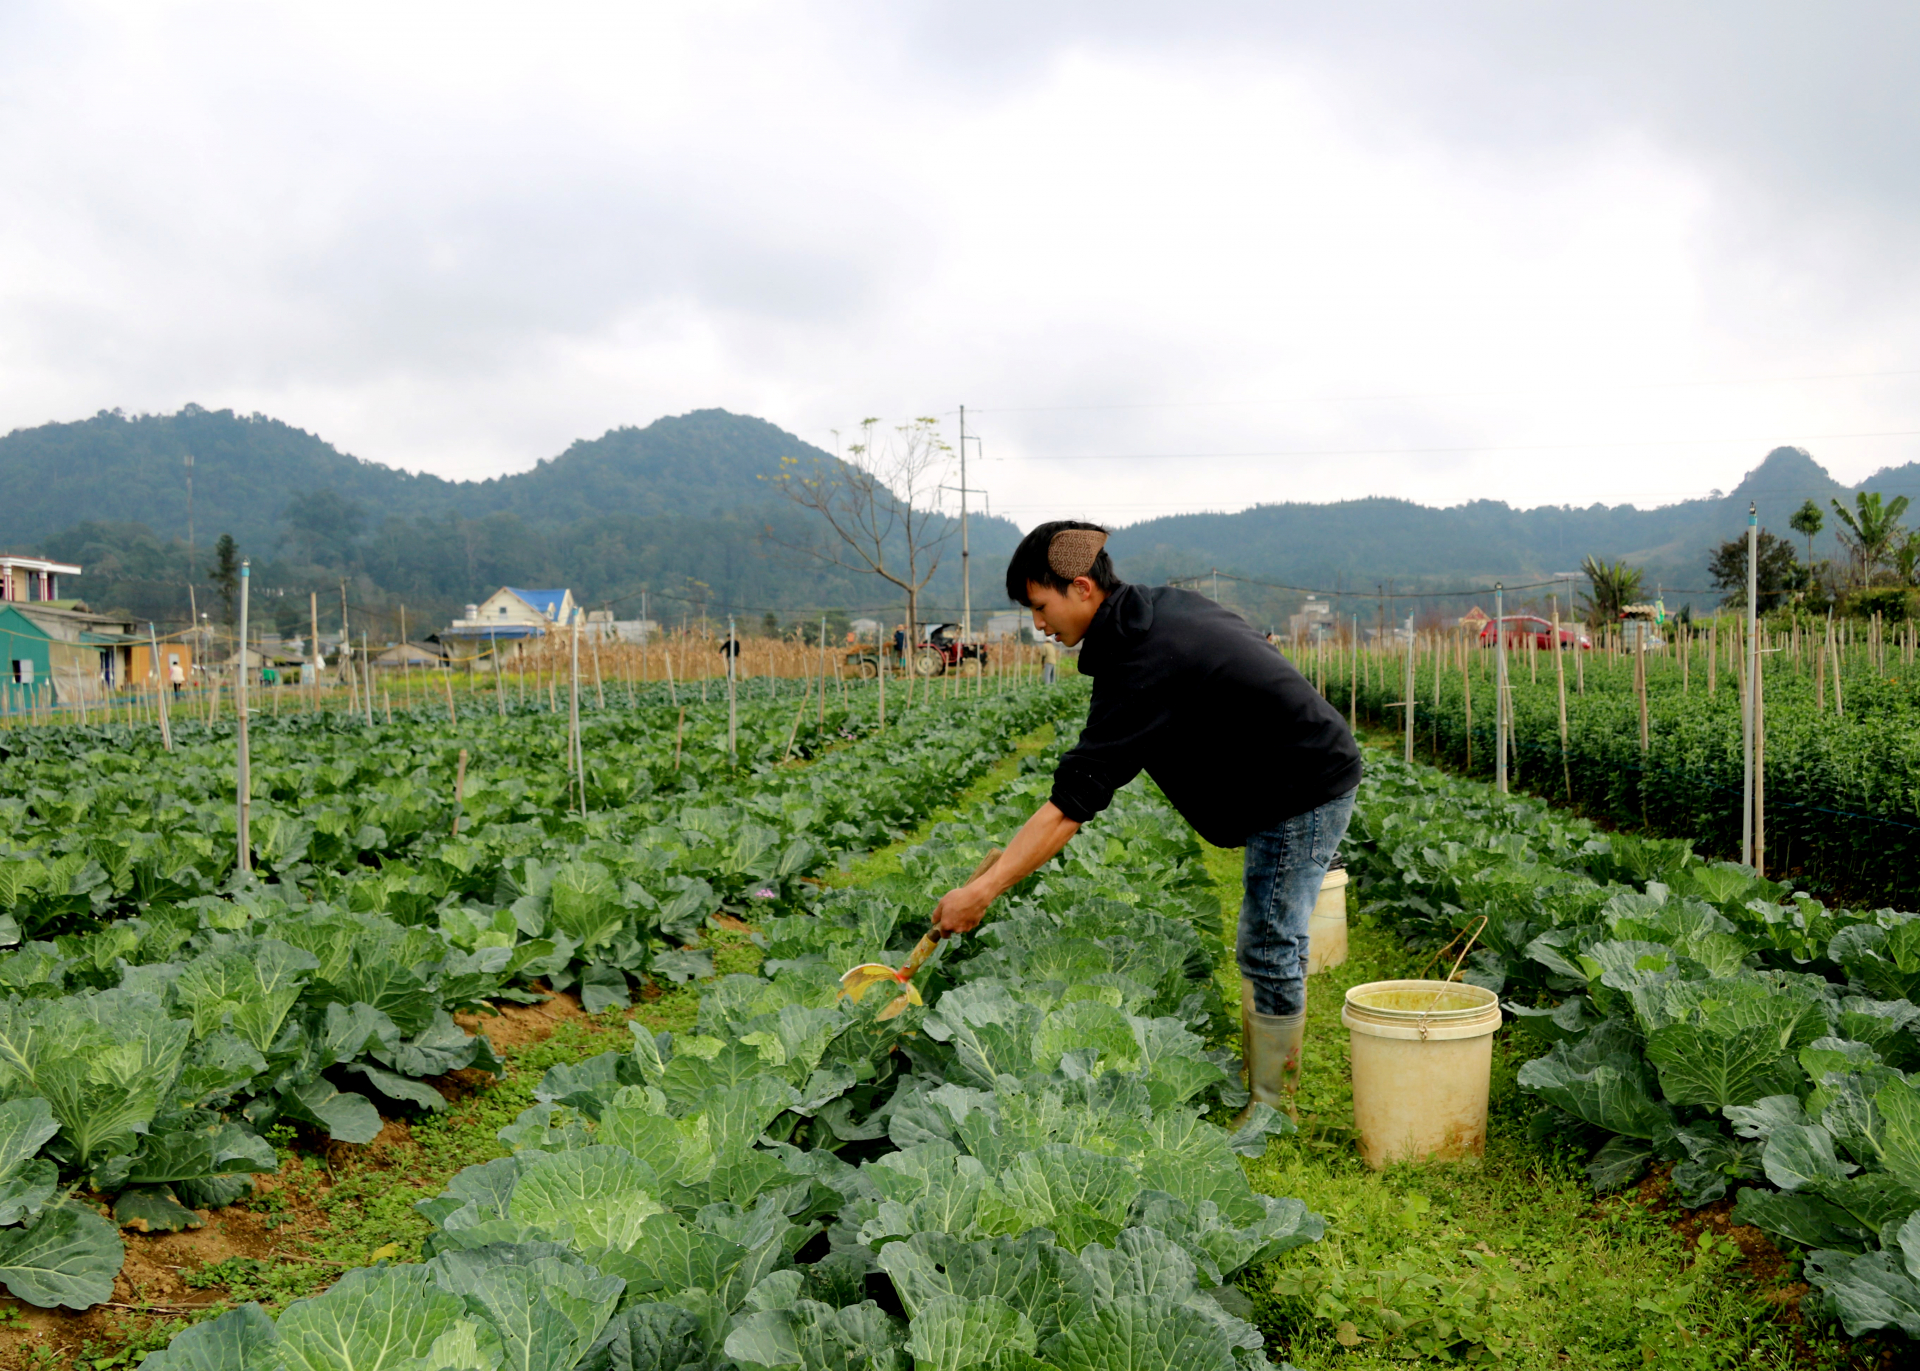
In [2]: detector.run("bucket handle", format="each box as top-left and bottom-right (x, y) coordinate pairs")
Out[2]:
(1414, 915), (1489, 987)
(1411, 916), (1489, 1036)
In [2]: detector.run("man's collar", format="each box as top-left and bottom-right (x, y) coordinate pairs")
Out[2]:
(1074, 583), (1142, 674)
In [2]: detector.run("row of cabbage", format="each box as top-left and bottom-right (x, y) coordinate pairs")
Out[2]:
(0, 681), (896, 944)
(0, 685), (1083, 1312)
(1334, 649), (1920, 900)
(143, 740), (1323, 1371)
(1350, 751), (1920, 1340)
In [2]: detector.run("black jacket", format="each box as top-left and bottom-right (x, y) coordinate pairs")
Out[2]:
(1049, 583), (1361, 847)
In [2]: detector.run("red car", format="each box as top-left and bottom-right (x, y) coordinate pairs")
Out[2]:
(1476, 615), (1591, 650)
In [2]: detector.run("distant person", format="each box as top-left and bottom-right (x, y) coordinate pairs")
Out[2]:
(718, 632), (741, 675)
(893, 625), (906, 661)
(169, 661), (184, 697)
(1040, 637), (1060, 685)
(931, 521), (1360, 1120)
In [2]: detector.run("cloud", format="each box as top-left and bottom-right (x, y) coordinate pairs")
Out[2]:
(2, 0), (1917, 525)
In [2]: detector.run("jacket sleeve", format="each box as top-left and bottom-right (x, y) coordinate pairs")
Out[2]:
(1048, 680), (1167, 822)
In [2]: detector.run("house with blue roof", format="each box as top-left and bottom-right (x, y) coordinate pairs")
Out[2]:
(441, 586), (578, 662)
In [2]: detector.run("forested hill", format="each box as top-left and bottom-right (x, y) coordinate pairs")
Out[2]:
(0, 406), (880, 554)
(1110, 445), (1920, 625)
(0, 406), (1025, 632)
(8, 401), (1919, 635)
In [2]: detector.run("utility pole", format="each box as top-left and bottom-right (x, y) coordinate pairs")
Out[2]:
(941, 428), (989, 645)
(959, 405), (967, 641)
(184, 454), (195, 592)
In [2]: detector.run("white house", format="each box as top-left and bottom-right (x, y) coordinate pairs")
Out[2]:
(1287, 594), (1334, 643)
(442, 587), (577, 661)
(0, 554), (81, 604)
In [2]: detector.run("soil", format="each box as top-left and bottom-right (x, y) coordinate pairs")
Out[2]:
(453, 985), (586, 1052)
(0, 985), (595, 1369)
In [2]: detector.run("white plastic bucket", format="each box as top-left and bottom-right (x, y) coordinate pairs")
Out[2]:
(1342, 979), (1502, 1169)
(1306, 868), (1348, 974)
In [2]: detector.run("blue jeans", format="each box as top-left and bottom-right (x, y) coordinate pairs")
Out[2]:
(1238, 787), (1356, 1016)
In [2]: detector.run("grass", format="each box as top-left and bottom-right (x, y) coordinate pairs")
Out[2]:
(1202, 752), (1873, 1369)
(830, 721), (1056, 887)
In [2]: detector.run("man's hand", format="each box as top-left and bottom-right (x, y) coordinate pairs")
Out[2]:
(928, 802), (1081, 941)
(931, 879), (994, 938)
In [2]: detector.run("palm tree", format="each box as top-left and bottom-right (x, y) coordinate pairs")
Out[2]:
(1578, 555), (1643, 627)
(1789, 499), (1823, 567)
(1829, 491), (1910, 588)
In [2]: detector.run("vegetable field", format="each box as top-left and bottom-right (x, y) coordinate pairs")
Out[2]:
(1320, 623), (1920, 901)
(0, 659), (1894, 1368)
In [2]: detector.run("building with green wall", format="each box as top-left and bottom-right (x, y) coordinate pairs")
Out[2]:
(0, 606), (53, 716)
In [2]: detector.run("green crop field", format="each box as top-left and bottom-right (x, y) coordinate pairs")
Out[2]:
(1321, 625), (1920, 903)
(0, 670), (1891, 1368)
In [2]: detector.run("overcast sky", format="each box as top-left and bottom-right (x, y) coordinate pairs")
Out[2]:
(4, 1), (1919, 527)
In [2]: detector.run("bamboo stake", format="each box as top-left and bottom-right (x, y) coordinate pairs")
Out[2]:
(1348, 618), (1358, 731)
(589, 622), (605, 711)
(665, 644), (678, 707)
(1402, 614), (1414, 763)
(1831, 615), (1844, 717)
(452, 748), (468, 836)
(570, 619), (586, 814)
(1637, 629), (1649, 753)
(1552, 598), (1571, 800)
(236, 562), (252, 873)
(782, 675), (812, 762)
(673, 706), (685, 770)
(1462, 635), (1472, 773)
(1755, 649), (1766, 877)
(442, 662), (458, 725)
(1432, 631), (1442, 758)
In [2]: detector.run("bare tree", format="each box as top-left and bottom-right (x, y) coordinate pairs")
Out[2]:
(769, 417), (954, 670)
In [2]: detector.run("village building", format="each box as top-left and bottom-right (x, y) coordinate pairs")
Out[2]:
(373, 641), (448, 671)
(1288, 594), (1334, 643)
(440, 587), (577, 662)
(0, 553), (80, 605)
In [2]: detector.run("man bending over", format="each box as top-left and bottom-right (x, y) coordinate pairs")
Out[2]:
(931, 521), (1362, 1117)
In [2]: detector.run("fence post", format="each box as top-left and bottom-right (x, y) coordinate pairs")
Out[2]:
(236, 562), (252, 874)
(1742, 502), (1757, 865)
(1494, 584), (1508, 794)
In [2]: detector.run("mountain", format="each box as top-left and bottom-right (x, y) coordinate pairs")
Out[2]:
(0, 407), (1024, 634)
(1108, 445), (1904, 628)
(6, 401), (1914, 637)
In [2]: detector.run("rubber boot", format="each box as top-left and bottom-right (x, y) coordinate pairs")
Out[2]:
(1240, 979), (1307, 1122)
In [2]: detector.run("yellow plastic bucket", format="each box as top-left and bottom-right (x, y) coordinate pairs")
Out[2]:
(1341, 979), (1501, 1168)
(1306, 868), (1348, 974)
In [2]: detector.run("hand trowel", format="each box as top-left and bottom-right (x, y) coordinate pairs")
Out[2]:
(838, 847), (1002, 1020)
